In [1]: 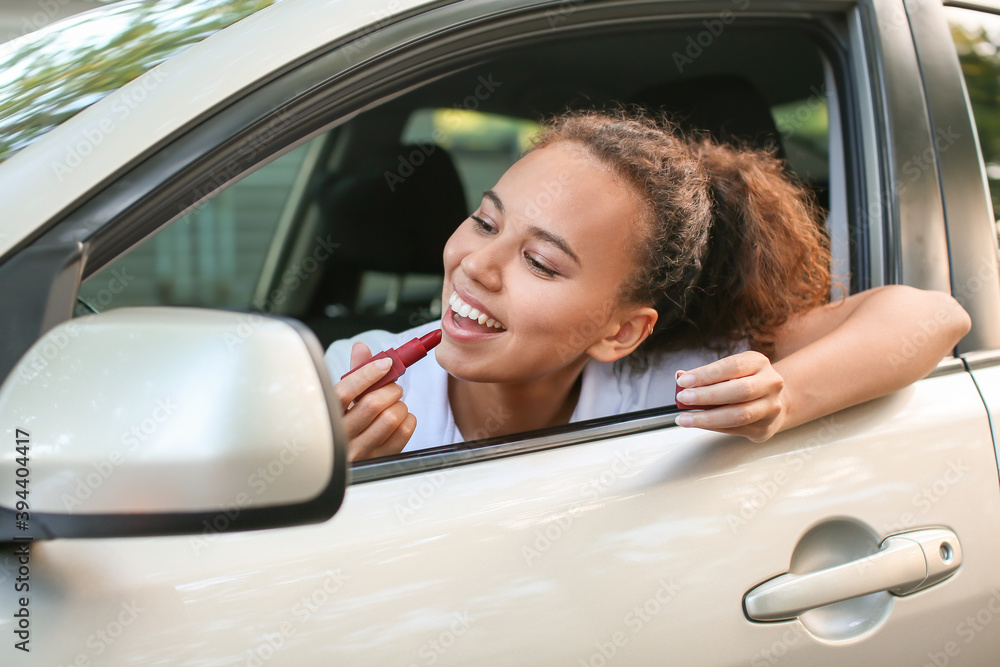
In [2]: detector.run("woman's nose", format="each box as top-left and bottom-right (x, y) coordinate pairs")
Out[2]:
(460, 242), (503, 292)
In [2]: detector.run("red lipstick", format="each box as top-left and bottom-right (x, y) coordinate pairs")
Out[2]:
(341, 329), (442, 397)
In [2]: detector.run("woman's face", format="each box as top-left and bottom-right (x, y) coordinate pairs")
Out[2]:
(437, 141), (649, 383)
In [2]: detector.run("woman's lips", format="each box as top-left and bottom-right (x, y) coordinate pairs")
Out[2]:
(448, 291), (506, 330)
(443, 290), (507, 339)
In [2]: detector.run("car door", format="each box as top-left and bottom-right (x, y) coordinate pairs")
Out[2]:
(2, 0), (999, 665)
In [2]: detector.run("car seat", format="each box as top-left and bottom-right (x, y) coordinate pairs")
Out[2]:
(306, 143), (468, 346)
(630, 74), (829, 211)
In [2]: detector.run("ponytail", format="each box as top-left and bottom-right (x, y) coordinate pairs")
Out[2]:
(663, 138), (831, 355)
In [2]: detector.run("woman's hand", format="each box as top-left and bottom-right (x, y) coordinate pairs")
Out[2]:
(674, 351), (787, 442)
(675, 286), (971, 443)
(333, 342), (417, 461)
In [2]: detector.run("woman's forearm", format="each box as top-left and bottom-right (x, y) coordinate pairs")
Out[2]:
(772, 285), (971, 433)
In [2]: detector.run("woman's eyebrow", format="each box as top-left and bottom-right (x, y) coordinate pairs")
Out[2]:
(528, 226), (581, 266)
(483, 188), (580, 266)
(483, 189), (505, 215)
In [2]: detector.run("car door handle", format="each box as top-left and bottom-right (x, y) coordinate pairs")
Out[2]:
(744, 528), (962, 622)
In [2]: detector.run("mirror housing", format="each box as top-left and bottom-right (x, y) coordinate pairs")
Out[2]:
(0, 307), (348, 540)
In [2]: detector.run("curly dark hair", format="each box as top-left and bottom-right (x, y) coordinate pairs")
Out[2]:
(530, 108), (832, 359)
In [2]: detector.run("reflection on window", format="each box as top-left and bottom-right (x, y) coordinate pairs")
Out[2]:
(947, 6), (1000, 230)
(0, 0), (277, 164)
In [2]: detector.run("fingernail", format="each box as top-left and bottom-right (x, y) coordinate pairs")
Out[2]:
(676, 413), (694, 427)
(677, 373), (696, 388)
(677, 390), (696, 404)
(374, 358), (392, 371)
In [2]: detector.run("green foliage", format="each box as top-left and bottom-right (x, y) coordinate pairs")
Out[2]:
(951, 19), (1000, 216)
(0, 0), (276, 163)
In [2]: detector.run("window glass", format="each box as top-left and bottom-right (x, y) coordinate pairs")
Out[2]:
(947, 6), (1000, 230)
(77, 141), (313, 312)
(402, 109), (540, 214)
(772, 93), (829, 183)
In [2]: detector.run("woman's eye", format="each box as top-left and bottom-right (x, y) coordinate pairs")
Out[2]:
(524, 252), (558, 277)
(471, 214), (497, 234)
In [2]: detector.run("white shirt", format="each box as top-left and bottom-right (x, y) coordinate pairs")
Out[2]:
(325, 320), (727, 453)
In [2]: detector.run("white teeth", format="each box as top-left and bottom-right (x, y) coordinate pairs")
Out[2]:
(448, 291), (506, 330)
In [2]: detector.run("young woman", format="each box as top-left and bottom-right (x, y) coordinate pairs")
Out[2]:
(327, 109), (971, 461)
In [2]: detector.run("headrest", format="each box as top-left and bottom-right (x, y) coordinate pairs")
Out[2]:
(317, 144), (468, 275)
(631, 75), (783, 157)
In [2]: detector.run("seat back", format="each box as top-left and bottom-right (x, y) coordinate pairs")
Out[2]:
(307, 143), (468, 344)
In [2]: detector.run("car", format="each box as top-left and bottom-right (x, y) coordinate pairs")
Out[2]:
(2, 0), (1000, 663)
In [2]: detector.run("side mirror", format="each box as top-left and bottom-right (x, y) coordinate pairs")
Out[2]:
(0, 307), (348, 540)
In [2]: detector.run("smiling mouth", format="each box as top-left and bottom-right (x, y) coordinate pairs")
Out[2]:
(448, 291), (506, 331)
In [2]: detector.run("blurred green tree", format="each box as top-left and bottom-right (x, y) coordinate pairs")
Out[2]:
(951, 17), (1000, 217)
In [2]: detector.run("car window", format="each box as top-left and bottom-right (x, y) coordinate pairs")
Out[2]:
(75, 19), (842, 458)
(77, 140), (315, 313)
(946, 5), (1000, 235)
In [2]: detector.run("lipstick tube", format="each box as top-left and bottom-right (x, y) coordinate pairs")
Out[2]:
(341, 329), (442, 398)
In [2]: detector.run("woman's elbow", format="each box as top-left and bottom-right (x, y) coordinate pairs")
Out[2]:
(941, 293), (972, 345)
(903, 285), (971, 348)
